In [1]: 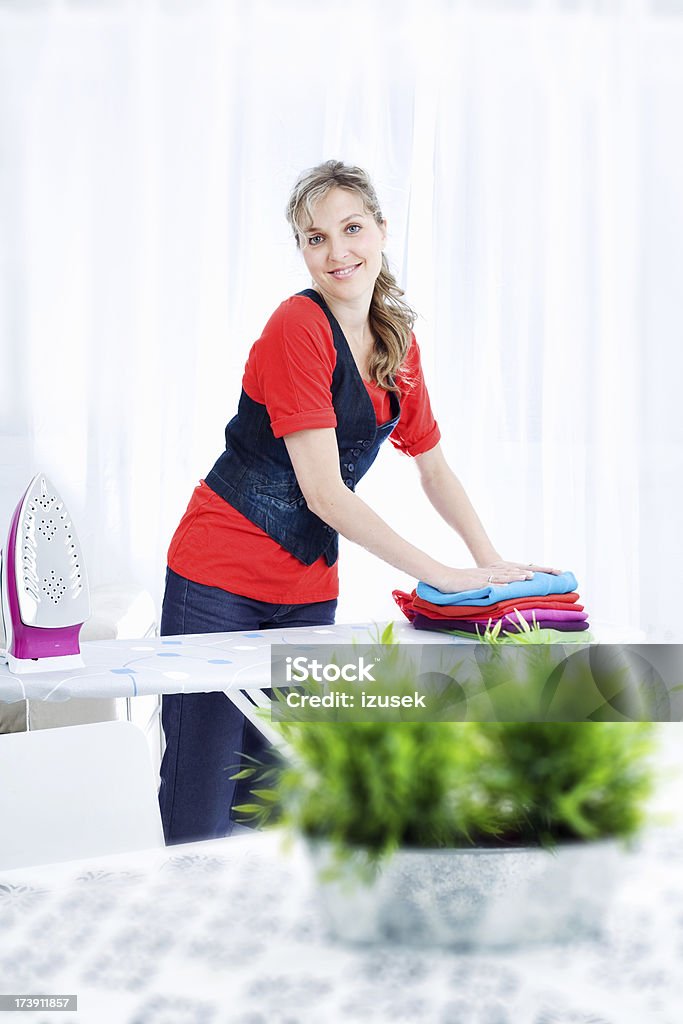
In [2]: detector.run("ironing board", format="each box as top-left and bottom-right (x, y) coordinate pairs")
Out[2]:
(1, 620), (655, 744)
(0, 621), (468, 745)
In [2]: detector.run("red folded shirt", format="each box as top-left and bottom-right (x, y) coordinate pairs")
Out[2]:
(410, 591), (583, 620)
(393, 590), (418, 621)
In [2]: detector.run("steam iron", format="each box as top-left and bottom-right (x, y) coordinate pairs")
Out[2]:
(0, 473), (90, 674)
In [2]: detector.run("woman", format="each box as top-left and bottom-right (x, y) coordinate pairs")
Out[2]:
(159, 159), (557, 844)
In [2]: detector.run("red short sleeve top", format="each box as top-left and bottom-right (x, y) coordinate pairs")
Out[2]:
(168, 295), (440, 603)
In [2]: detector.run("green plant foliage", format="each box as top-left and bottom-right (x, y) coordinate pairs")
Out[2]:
(234, 718), (658, 856)
(232, 623), (660, 858)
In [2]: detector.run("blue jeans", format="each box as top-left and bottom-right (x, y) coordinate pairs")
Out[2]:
(158, 567), (337, 844)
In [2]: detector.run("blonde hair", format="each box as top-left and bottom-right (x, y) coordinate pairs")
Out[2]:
(286, 160), (416, 391)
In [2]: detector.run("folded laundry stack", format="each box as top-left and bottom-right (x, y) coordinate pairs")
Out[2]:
(393, 571), (591, 642)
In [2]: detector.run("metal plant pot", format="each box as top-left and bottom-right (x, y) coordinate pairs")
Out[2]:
(308, 839), (622, 949)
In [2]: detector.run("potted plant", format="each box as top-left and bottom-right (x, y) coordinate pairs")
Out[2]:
(233, 634), (659, 950)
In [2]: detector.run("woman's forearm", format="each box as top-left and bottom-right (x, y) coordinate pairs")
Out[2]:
(415, 446), (500, 566)
(307, 484), (451, 590)
(419, 468), (499, 566)
(284, 430), (532, 591)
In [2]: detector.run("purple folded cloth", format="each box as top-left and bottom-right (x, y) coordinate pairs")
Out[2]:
(412, 614), (590, 635)
(419, 607), (588, 627)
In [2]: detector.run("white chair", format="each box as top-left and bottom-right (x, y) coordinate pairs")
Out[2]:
(0, 720), (164, 870)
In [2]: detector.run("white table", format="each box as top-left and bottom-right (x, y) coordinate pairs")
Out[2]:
(0, 827), (682, 1024)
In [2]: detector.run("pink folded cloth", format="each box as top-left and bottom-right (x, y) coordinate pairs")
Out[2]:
(458, 608), (588, 626)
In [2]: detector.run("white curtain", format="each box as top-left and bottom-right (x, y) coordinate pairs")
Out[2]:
(0, 0), (680, 639)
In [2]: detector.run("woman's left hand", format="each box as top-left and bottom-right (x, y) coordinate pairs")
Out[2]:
(481, 559), (564, 577)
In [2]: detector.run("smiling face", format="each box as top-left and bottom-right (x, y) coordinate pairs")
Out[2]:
(300, 187), (387, 309)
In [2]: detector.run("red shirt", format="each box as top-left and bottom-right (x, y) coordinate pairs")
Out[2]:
(168, 295), (440, 603)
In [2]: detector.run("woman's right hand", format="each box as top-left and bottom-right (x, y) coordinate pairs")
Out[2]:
(430, 564), (534, 595)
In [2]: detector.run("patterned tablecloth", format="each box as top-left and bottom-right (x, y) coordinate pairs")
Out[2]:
(0, 621), (466, 704)
(1, 827), (682, 1024)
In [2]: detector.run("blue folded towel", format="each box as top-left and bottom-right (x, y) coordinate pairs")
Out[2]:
(416, 571), (579, 607)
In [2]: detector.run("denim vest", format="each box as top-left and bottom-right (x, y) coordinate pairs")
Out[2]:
(205, 289), (401, 566)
